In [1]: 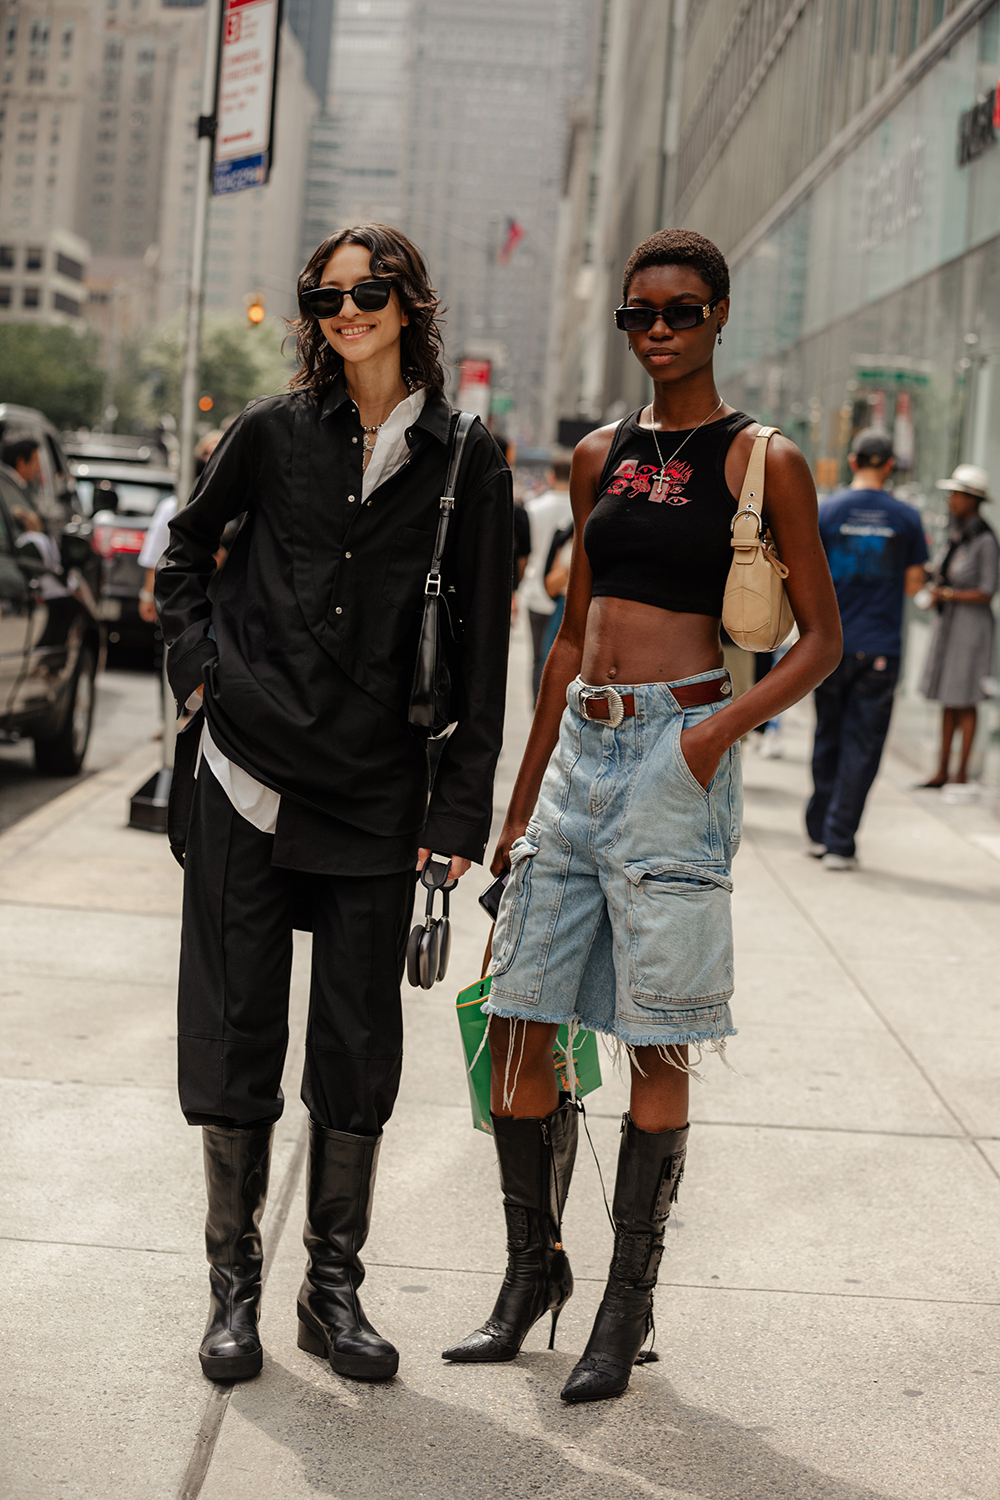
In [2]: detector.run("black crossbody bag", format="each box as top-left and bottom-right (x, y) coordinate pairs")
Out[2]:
(408, 410), (476, 737)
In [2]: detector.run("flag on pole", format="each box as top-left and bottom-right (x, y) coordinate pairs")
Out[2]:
(497, 217), (525, 265)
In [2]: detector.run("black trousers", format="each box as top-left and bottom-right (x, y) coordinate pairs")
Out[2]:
(177, 767), (415, 1134)
(806, 652), (899, 858)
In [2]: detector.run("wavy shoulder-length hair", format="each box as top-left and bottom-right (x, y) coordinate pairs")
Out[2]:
(288, 224), (447, 402)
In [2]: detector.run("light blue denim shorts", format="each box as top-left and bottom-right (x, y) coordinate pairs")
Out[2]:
(485, 671), (742, 1054)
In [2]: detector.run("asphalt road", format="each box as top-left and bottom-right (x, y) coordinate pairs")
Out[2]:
(0, 657), (162, 833)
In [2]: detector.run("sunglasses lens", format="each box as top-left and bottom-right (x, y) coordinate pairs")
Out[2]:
(665, 306), (701, 329)
(617, 307), (654, 332)
(305, 289), (343, 318)
(353, 280), (394, 311)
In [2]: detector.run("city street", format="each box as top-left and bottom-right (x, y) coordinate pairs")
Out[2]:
(1, 624), (998, 1500)
(0, 663), (160, 833)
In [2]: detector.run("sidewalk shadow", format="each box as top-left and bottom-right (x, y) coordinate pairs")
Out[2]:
(230, 1353), (902, 1500)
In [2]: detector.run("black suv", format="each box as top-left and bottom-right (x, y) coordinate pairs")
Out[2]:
(0, 464), (103, 774)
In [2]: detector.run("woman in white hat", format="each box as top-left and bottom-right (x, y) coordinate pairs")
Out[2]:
(918, 464), (999, 787)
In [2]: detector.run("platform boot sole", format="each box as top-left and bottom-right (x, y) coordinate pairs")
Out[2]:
(198, 1347), (264, 1382)
(296, 1306), (399, 1381)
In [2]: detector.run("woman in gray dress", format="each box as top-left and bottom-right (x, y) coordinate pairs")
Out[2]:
(920, 464), (999, 786)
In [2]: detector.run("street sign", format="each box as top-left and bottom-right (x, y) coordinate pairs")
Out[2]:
(213, 0), (282, 196)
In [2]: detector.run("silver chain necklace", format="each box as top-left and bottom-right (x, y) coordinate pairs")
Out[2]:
(646, 397), (723, 496)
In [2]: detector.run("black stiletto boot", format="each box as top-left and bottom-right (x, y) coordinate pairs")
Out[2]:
(560, 1115), (688, 1403)
(199, 1123), (274, 1382)
(442, 1093), (578, 1362)
(296, 1120), (399, 1381)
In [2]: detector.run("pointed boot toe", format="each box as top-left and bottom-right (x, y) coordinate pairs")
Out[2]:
(560, 1355), (631, 1403)
(441, 1324), (520, 1363)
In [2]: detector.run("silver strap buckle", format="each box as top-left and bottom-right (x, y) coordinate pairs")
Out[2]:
(424, 572), (442, 596)
(579, 685), (624, 728)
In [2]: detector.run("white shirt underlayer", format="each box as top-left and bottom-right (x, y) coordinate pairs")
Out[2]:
(192, 387), (429, 834)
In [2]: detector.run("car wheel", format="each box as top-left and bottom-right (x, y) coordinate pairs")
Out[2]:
(34, 645), (97, 776)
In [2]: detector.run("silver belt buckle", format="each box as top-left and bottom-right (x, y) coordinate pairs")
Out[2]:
(579, 685), (624, 728)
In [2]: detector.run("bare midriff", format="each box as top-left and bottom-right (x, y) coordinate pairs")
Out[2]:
(580, 596), (724, 686)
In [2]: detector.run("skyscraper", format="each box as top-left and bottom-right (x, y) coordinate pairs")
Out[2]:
(400, 0), (598, 445)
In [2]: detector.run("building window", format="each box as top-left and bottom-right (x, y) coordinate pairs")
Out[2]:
(56, 253), (83, 281)
(0, 246), (14, 268)
(26, 246), (43, 270)
(29, 19), (49, 58)
(0, 286), (11, 307)
(54, 292), (80, 316)
(27, 67), (45, 83)
(61, 22), (74, 61)
(5, 17), (16, 56)
(23, 286), (40, 308)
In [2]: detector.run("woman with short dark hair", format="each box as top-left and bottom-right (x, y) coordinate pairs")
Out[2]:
(157, 224), (512, 1387)
(443, 228), (842, 1403)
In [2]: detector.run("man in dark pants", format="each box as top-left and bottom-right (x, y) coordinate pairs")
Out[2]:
(806, 429), (928, 869)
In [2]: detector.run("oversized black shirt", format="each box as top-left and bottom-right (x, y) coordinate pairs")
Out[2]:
(156, 380), (513, 865)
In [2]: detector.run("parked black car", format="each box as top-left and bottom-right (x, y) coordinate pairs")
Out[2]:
(70, 458), (176, 654)
(0, 464), (103, 774)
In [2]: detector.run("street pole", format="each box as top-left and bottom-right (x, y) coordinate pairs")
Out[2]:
(177, 0), (223, 510)
(129, 0), (221, 833)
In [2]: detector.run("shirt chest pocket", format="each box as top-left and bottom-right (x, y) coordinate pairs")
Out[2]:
(381, 523), (437, 613)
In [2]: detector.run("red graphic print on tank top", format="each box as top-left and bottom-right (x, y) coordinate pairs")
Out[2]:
(607, 457), (693, 505)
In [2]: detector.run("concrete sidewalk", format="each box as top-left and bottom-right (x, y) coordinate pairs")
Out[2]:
(2, 627), (999, 1500)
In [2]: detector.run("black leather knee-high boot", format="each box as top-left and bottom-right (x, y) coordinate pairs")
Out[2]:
(296, 1119), (399, 1381)
(442, 1093), (578, 1362)
(199, 1123), (274, 1382)
(560, 1115), (688, 1403)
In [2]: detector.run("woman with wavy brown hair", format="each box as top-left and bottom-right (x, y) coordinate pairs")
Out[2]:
(156, 225), (512, 1388)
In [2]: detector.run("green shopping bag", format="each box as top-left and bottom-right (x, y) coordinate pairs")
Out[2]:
(456, 975), (602, 1134)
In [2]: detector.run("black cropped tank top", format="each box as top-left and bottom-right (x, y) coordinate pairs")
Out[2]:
(583, 408), (755, 617)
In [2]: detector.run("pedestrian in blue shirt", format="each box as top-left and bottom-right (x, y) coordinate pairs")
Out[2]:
(806, 429), (928, 868)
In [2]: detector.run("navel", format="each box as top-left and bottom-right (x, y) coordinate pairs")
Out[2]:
(606, 666), (617, 680)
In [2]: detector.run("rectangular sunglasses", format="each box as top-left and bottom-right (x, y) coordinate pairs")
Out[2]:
(301, 279), (396, 319)
(614, 297), (721, 333)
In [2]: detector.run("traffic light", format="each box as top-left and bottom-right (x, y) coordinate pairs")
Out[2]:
(245, 291), (266, 326)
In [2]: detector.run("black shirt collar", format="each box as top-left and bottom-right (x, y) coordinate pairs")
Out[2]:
(318, 373), (452, 446)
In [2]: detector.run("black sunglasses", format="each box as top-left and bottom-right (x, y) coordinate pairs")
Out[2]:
(301, 278), (396, 319)
(614, 297), (721, 333)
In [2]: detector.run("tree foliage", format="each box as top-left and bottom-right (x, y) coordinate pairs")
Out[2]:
(0, 323), (105, 429)
(116, 314), (293, 431)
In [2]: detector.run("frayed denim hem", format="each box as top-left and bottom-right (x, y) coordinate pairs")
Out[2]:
(483, 997), (738, 1087)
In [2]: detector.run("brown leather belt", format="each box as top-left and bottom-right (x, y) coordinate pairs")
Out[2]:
(577, 675), (733, 725)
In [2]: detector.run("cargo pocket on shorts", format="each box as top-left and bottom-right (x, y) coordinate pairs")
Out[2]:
(624, 859), (734, 1007)
(490, 833), (539, 978)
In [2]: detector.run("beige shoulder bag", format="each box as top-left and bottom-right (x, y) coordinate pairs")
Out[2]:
(722, 425), (795, 651)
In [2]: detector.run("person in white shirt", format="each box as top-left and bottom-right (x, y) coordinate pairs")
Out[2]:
(521, 456), (573, 700)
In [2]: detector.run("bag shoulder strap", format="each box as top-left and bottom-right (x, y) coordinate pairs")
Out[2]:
(732, 425), (781, 544)
(426, 410), (476, 597)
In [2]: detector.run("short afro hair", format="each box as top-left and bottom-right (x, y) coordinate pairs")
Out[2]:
(622, 229), (730, 303)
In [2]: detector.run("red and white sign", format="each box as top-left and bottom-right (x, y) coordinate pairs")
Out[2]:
(214, 0), (280, 194)
(456, 358), (492, 422)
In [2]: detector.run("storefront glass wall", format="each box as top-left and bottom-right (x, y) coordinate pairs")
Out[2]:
(719, 4), (1000, 792)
